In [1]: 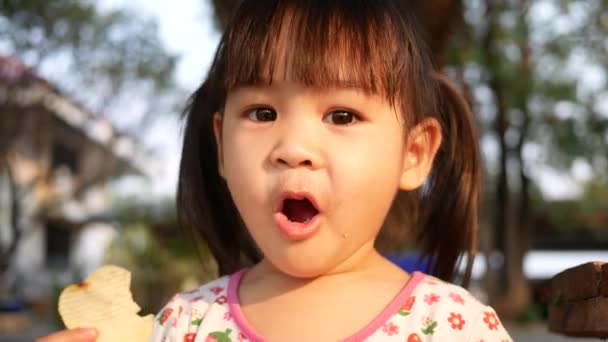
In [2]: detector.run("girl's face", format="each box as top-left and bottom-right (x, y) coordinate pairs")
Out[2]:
(214, 76), (439, 278)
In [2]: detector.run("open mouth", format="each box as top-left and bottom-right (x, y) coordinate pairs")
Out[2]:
(281, 197), (319, 223)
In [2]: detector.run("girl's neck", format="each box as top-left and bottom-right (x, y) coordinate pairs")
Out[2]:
(235, 245), (412, 342)
(242, 243), (408, 293)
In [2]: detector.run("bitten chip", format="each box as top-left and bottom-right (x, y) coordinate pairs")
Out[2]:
(58, 265), (154, 342)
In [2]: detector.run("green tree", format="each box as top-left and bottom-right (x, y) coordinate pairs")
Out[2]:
(0, 0), (180, 129)
(456, 0), (608, 317)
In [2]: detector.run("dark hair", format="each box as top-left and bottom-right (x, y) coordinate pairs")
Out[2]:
(177, 0), (480, 286)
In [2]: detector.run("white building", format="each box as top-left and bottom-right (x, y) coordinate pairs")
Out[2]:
(0, 56), (155, 304)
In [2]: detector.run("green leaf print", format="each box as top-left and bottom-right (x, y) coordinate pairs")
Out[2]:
(421, 321), (438, 335)
(191, 318), (203, 326)
(209, 328), (233, 342)
(398, 309), (410, 316)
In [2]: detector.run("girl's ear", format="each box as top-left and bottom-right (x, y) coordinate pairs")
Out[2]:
(212, 112), (224, 177)
(399, 118), (442, 190)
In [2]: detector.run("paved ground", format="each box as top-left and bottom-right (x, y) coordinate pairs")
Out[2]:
(0, 322), (596, 342)
(507, 324), (592, 341)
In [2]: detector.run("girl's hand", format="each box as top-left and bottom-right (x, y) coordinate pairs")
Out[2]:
(36, 328), (98, 342)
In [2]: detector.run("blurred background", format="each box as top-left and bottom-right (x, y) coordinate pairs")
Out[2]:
(0, 0), (606, 341)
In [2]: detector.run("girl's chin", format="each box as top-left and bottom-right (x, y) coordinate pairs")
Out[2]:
(262, 248), (347, 279)
(259, 240), (382, 280)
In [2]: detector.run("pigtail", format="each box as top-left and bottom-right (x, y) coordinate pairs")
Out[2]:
(418, 73), (481, 287)
(177, 65), (261, 276)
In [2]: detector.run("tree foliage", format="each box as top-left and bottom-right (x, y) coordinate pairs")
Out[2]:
(446, 0), (608, 317)
(0, 0), (180, 126)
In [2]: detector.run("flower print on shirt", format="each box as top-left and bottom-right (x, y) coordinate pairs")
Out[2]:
(149, 272), (513, 342)
(483, 311), (500, 330)
(423, 293), (440, 305)
(215, 295), (228, 305)
(382, 321), (399, 336)
(211, 286), (224, 295)
(447, 312), (465, 330)
(448, 292), (465, 305)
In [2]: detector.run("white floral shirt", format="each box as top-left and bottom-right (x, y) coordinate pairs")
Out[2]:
(150, 271), (512, 342)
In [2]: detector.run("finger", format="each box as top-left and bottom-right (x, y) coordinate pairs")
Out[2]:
(36, 328), (98, 342)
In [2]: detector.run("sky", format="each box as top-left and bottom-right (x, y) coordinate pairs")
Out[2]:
(99, 0), (220, 87)
(98, 0), (591, 200)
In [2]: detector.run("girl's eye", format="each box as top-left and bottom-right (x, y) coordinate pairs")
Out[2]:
(246, 107), (277, 122)
(324, 110), (359, 125)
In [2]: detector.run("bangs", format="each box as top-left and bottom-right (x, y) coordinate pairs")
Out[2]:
(218, 0), (421, 104)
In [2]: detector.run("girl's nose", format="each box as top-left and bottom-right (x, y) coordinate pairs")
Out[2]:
(269, 132), (322, 170)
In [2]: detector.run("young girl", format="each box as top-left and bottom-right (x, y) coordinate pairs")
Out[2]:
(152, 1), (512, 341)
(40, 1), (511, 341)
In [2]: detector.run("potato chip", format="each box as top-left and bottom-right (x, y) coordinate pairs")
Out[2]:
(58, 265), (154, 342)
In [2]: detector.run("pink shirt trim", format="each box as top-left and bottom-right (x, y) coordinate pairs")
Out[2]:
(227, 270), (425, 342)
